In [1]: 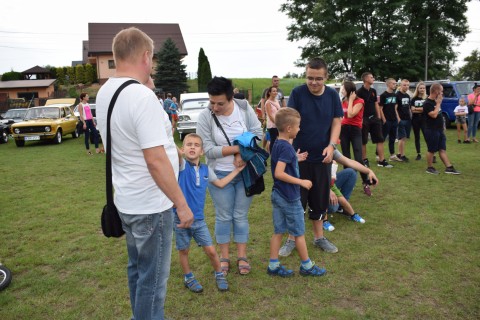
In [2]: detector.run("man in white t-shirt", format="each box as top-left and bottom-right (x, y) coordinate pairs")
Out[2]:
(96, 27), (193, 320)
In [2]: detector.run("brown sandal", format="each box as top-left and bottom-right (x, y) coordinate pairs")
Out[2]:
(220, 258), (230, 276)
(237, 257), (251, 275)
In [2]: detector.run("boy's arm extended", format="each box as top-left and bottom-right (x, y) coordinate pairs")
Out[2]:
(274, 161), (312, 190)
(211, 165), (245, 188)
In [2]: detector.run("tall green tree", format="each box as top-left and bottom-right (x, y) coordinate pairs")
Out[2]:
(1, 71), (22, 81)
(84, 64), (96, 85)
(154, 38), (188, 97)
(457, 50), (480, 80)
(280, 0), (469, 80)
(75, 65), (85, 84)
(197, 48), (212, 92)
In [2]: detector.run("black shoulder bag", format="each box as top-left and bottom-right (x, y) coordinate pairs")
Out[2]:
(211, 112), (265, 197)
(101, 79), (139, 238)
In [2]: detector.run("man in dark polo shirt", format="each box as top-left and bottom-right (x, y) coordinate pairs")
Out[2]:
(356, 72), (392, 168)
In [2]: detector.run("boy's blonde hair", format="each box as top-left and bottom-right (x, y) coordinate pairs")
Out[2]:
(183, 133), (203, 146)
(112, 27), (154, 64)
(275, 107), (301, 132)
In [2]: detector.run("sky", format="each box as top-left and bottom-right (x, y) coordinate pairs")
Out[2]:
(1, 0), (479, 79)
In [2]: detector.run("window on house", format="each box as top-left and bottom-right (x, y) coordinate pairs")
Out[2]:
(108, 60), (116, 69)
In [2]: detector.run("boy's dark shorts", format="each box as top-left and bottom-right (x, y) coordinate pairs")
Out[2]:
(424, 128), (446, 153)
(362, 117), (385, 144)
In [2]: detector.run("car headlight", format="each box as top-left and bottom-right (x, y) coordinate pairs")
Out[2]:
(14, 128), (20, 134)
(45, 126), (51, 132)
(180, 115), (190, 121)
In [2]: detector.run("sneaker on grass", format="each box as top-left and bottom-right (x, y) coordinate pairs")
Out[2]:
(389, 154), (403, 162)
(415, 154), (421, 161)
(184, 277), (203, 293)
(445, 166), (461, 175)
(313, 237), (338, 253)
(215, 272), (228, 291)
(267, 264), (294, 277)
(425, 167), (439, 175)
(351, 213), (365, 223)
(377, 159), (393, 168)
(279, 239), (296, 257)
(400, 155), (409, 162)
(363, 158), (370, 168)
(323, 221), (335, 232)
(299, 263), (326, 277)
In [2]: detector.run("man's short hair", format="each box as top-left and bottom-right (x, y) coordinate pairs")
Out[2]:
(275, 107), (301, 132)
(207, 76), (234, 100)
(183, 133), (203, 146)
(430, 83), (442, 94)
(306, 57), (328, 73)
(167, 93), (172, 98)
(361, 72), (372, 82)
(386, 78), (396, 85)
(112, 27), (154, 64)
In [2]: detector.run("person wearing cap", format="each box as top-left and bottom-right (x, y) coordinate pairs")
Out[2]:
(466, 83), (480, 143)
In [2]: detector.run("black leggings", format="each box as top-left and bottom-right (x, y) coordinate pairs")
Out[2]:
(84, 119), (99, 150)
(340, 124), (367, 183)
(411, 115), (425, 154)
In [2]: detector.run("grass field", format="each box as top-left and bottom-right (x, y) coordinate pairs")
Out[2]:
(0, 127), (479, 319)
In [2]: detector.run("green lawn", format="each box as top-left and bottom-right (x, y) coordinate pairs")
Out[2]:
(0, 128), (479, 319)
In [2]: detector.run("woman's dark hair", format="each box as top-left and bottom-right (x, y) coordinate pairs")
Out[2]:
(80, 92), (88, 100)
(343, 81), (356, 98)
(207, 76), (234, 101)
(266, 86), (275, 99)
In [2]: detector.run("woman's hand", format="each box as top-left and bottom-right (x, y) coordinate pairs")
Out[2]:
(234, 153), (245, 167)
(349, 92), (357, 103)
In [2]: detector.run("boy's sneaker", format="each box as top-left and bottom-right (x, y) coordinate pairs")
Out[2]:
(377, 159), (393, 168)
(267, 264), (294, 277)
(445, 166), (461, 175)
(279, 239), (296, 257)
(400, 155), (409, 162)
(184, 277), (203, 293)
(313, 237), (338, 253)
(415, 154), (421, 161)
(363, 158), (370, 168)
(215, 273), (229, 291)
(323, 221), (335, 232)
(351, 213), (366, 223)
(389, 154), (403, 162)
(425, 167), (439, 175)
(336, 207), (344, 214)
(363, 184), (372, 197)
(299, 263), (327, 277)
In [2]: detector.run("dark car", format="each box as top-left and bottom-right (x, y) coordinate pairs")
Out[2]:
(409, 80), (478, 127)
(0, 123), (9, 144)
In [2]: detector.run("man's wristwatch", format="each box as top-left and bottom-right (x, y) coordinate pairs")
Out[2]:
(329, 142), (337, 149)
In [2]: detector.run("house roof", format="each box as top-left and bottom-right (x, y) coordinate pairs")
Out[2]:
(21, 65), (51, 74)
(0, 79), (56, 89)
(88, 23), (187, 56)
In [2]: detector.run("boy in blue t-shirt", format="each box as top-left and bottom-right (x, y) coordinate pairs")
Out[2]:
(175, 133), (245, 293)
(268, 107), (326, 277)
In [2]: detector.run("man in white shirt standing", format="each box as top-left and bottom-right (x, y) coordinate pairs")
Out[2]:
(96, 27), (193, 320)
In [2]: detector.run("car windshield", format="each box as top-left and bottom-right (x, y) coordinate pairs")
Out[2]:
(25, 107), (60, 119)
(456, 82), (475, 96)
(4, 109), (27, 119)
(182, 99), (209, 110)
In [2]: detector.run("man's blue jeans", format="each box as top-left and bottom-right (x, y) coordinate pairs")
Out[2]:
(119, 209), (174, 320)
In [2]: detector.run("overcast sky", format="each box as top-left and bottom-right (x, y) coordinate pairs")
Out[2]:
(1, 0), (479, 79)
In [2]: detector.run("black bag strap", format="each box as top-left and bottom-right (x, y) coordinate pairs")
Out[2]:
(106, 79), (139, 206)
(211, 112), (232, 146)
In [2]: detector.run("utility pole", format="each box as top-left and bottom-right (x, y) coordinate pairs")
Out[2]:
(425, 20), (429, 81)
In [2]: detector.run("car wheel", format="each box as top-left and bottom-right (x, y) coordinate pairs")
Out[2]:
(0, 265), (12, 291)
(72, 127), (79, 139)
(15, 139), (25, 147)
(53, 130), (62, 144)
(0, 131), (7, 144)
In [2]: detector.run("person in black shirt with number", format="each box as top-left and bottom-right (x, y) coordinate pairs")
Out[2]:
(423, 83), (460, 175)
(356, 72), (391, 169)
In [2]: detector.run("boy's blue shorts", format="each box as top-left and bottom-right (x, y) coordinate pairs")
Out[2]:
(271, 189), (305, 236)
(174, 217), (213, 250)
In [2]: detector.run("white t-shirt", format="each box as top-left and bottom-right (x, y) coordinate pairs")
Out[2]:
(454, 105), (468, 116)
(96, 77), (178, 214)
(214, 103), (247, 171)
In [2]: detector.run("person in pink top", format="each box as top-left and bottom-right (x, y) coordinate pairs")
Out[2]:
(265, 86), (282, 152)
(339, 81), (371, 196)
(78, 92), (100, 155)
(467, 83), (480, 143)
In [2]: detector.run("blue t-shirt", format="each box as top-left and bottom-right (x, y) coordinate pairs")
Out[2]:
(288, 84), (343, 162)
(163, 98), (173, 114)
(170, 103), (178, 115)
(271, 139), (300, 201)
(177, 160), (216, 220)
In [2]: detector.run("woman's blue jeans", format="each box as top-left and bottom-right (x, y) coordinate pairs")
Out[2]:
(467, 111), (480, 138)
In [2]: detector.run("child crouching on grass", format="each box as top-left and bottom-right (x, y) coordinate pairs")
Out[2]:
(267, 107), (326, 277)
(175, 133), (245, 293)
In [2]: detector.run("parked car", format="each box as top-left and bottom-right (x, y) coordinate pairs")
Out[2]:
(176, 92), (209, 140)
(0, 123), (9, 144)
(408, 80), (478, 127)
(0, 108), (27, 125)
(11, 98), (79, 147)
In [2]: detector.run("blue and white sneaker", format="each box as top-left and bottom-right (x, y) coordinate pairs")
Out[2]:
(351, 213), (365, 224)
(323, 221), (335, 232)
(299, 263), (327, 277)
(267, 264), (294, 277)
